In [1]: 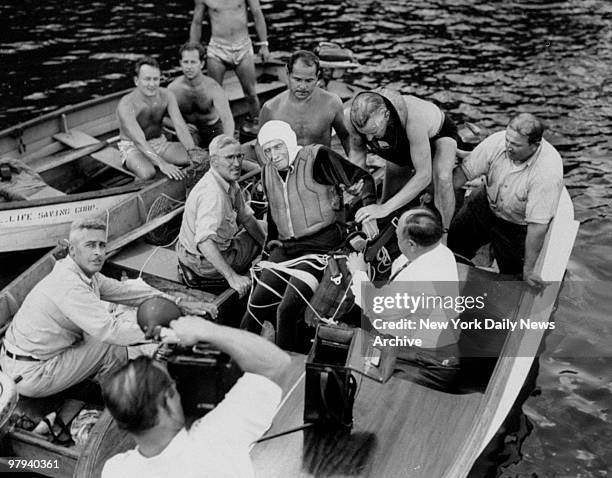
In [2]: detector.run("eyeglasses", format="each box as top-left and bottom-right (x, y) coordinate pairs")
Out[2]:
(222, 153), (245, 162)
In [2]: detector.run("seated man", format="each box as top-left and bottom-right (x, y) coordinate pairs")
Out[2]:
(0, 218), (216, 398)
(101, 316), (290, 478)
(167, 42), (235, 148)
(241, 120), (376, 352)
(176, 135), (265, 297)
(448, 113), (563, 289)
(117, 56), (202, 180)
(347, 207), (460, 390)
(259, 50), (350, 154)
(347, 88), (459, 236)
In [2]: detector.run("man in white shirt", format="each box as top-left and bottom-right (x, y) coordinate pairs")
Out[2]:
(347, 207), (460, 390)
(101, 316), (290, 478)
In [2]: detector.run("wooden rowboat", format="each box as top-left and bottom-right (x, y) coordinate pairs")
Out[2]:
(0, 62), (286, 253)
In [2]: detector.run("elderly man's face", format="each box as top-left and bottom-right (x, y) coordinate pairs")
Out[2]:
(262, 139), (290, 170)
(505, 127), (538, 164)
(212, 143), (243, 182)
(69, 228), (107, 277)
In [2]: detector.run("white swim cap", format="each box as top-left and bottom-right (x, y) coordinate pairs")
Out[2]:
(257, 120), (302, 165)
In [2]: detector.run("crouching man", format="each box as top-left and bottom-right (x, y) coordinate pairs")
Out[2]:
(0, 218), (216, 397)
(101, 316), (290, 478)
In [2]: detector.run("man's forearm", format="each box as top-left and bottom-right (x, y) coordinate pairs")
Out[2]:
(382, 171), (430, 215)
(195, 321), (290, 384)
(523, 222), (549, 274)
(199, 239), (238, 280)
(243, 216), (265, 246)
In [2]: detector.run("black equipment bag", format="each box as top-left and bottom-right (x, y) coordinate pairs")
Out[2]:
(304, 325), (357, 428)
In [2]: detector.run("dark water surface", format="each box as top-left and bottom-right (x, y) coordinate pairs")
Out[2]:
(2, 0), (612, 476)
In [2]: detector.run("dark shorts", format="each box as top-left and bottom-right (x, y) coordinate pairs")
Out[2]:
(193, 118), (224, 149)
(430, 111), (459, 144)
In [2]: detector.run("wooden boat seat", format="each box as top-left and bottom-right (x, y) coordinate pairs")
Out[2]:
(107, 240), (181, 284)
(53, 130), (135, 178)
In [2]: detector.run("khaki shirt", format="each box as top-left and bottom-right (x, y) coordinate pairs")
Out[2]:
(4, 256), (162, 360)
(178, 168), (254, 254)
(461, 131), (563, 225)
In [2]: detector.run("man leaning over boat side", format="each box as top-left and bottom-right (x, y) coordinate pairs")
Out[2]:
(347, 88), (459, 240)
(0, 218), (217, 398)
(176, 134), (266, 297)
(190, 0), (270, 132)
(448, 113), (563, 290)
(240, 120), (376, 353)
(117, 56), (203, 181)
(347, 207), (461, 390)
(101, 316), (290, 478)
(259, 50), (351, 155)
(166, 42), (235, 149)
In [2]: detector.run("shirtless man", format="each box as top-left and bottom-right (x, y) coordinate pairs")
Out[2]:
(347, 89), (459, 237)
(190, 0), (270, 128)
(167, 42), (235, 148)
(259, 50), (350, 154)
(117, 57), (200, 180)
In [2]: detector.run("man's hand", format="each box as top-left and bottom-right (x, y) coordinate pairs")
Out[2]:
(355, 204), (389, 223)
(346, 252), (368, 275)
(158, 161), (186, 180)
(169, 315), (215, 346)
(259, 45), (270, 62)
(179, 300), (218, 320)
(361, 218), (379, 239)
(228, 273), (252, 298)
(523, 268), (548, 292)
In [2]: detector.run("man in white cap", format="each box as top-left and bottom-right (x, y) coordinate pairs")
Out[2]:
(241, 120), (376, 352)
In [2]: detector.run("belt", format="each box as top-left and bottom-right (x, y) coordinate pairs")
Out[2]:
(2, 346), (41, 362)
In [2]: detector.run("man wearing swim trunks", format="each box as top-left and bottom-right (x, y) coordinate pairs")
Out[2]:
(347, 88), (459, 239)
(167, 42), (235, 148)
(117, 57), (201, 180)
(190, 0), (270, 131)
(259, 50), (350, 154)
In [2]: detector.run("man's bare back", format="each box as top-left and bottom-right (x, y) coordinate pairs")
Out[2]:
(261, 88), (342, 147)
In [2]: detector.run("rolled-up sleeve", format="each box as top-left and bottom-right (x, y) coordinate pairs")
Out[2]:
(98, 276), (162, 307)
(461, 131), (504, 181)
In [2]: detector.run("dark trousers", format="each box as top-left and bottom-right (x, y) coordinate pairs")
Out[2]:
(448, 187), (527, 275)
(240, 224), (343, 352)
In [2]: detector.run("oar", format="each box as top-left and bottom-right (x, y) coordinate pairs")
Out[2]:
(35, 135), (120, 174)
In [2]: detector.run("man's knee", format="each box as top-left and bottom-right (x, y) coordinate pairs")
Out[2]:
(126, 156), (156, 180)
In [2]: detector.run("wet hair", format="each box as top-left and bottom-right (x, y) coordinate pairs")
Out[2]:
(134, 56), (160, 77)
(288, 50), (320, 75)
(508, 113), (544, 145)
(398, 207), (443, 247)
(102, 356), (174, 433)
(350, 92), (387, 129)
(209, 134), (240, 158)
(68, 217), (106, 242)
(179, 42), (206, 62)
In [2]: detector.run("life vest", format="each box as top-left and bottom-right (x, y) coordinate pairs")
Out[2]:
(263, 145), (337, 240)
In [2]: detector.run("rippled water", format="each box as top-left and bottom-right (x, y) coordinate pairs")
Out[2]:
(2, 0), (611, 475)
